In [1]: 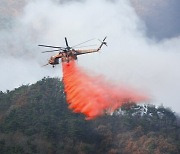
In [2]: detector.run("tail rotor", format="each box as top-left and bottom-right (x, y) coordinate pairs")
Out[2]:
(98, 36), (107, 46)
(97, 36), (107, 51)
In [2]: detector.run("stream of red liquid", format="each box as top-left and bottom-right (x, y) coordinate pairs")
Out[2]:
(62, 60), (148, 120)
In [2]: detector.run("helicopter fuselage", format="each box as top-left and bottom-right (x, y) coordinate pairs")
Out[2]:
(39, 36), (107, 67)
(49, 49), (78, 65)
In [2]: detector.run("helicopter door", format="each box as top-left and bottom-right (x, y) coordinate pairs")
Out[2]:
(54, 58), (59, 64)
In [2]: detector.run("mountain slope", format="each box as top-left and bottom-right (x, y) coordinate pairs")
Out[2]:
(0, 77), (180, 154)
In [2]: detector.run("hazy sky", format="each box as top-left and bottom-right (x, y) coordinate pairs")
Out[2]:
(0, 0), (180, 113)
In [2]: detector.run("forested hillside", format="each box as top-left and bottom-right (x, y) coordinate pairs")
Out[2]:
(0, 77), (180, 154)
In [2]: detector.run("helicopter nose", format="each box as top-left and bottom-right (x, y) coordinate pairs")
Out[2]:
(49, 59), (53, 64)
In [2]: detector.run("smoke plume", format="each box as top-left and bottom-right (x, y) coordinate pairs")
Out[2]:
(1, 0), (180, 113)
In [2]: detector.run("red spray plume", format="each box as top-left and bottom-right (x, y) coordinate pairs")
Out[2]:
(62, 60), (148, 120)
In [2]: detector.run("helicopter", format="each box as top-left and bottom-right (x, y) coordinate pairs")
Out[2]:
(38, 37), (107, 67)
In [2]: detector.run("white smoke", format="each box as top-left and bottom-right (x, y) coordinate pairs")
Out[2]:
(0, 0), (180, 113)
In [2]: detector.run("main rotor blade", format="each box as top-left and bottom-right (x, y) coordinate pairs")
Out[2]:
(74, 44), (97, 48)
(42, 63), (49, 67)
(65, 37), (69, 47)
(98, 39), (102, 43)
(41, 49), (60, 53)
(38, 44), (64, 49)
(72, 38), (95, 48)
